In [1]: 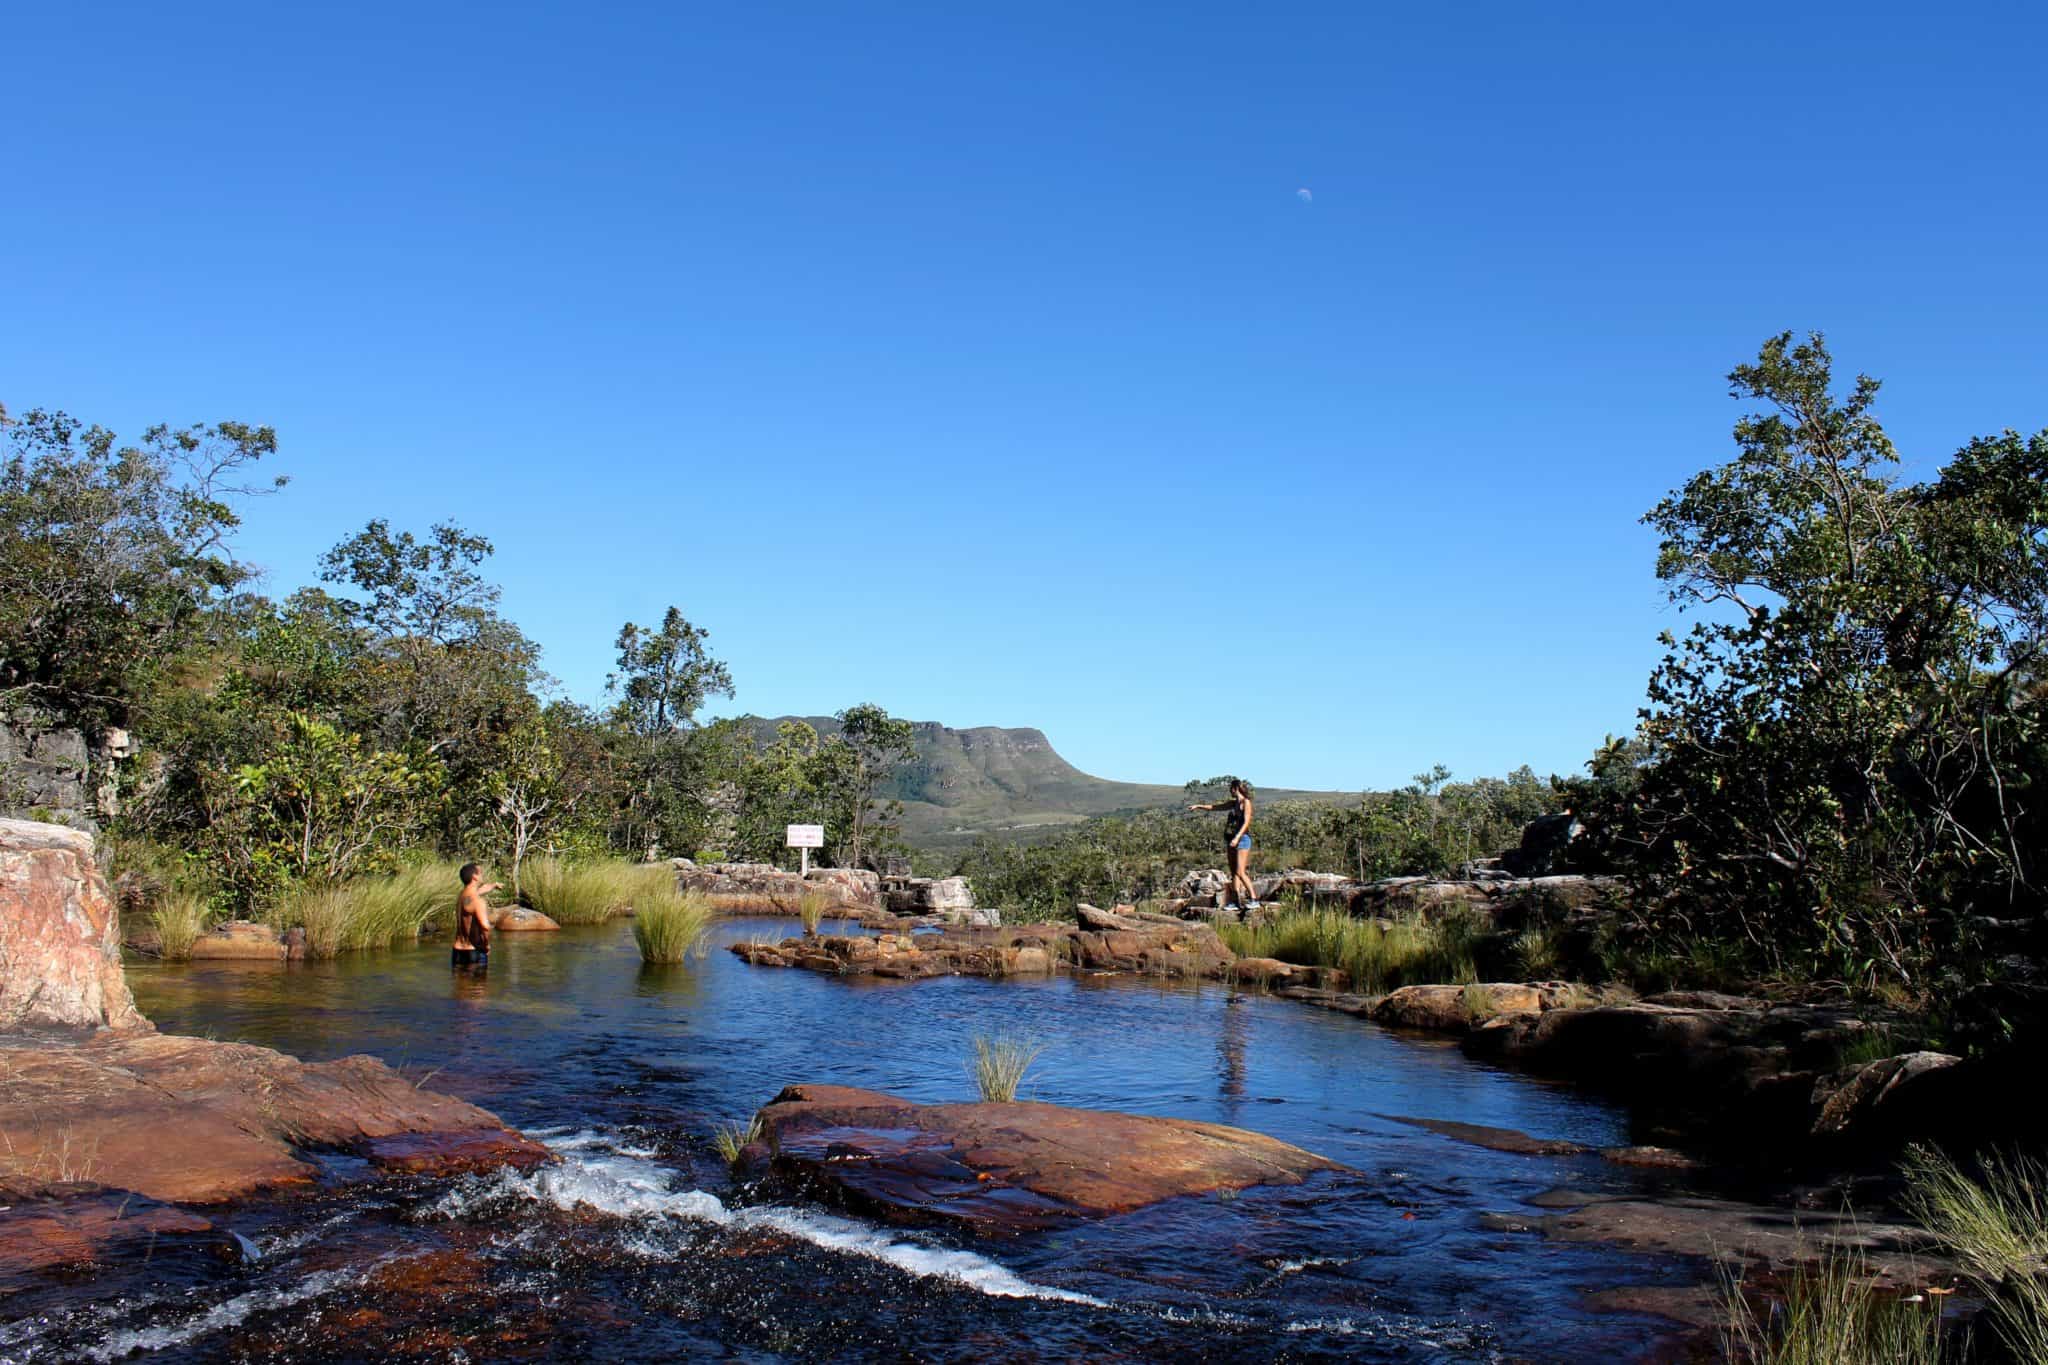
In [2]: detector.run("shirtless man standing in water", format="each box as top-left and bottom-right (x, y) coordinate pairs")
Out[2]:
(452, 863), (500, 969)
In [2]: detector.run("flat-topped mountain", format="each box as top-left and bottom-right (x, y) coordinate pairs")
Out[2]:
(747, 716), (1345, 848)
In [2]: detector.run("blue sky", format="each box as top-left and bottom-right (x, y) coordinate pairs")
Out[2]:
(5, 2), (2044, 791)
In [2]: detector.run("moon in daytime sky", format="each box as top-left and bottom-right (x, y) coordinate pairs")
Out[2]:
(1296, 187), (1313, 204)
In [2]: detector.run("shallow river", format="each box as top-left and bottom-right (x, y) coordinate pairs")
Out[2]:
(4, 919), (1705, 1362)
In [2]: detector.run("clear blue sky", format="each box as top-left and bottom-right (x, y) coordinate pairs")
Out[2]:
(5, 3), (2044, 791)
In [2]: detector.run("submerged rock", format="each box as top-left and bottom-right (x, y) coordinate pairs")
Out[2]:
(748, 1084), (1344, 1230)
(187, 919), (287, 960)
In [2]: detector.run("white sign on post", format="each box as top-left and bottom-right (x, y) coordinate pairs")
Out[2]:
(786, 823), (825, 875)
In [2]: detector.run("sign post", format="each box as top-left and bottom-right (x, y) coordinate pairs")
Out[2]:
(785, 823), (824, 876)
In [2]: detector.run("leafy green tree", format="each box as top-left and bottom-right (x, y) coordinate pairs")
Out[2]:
(1599, 333), (2047, 989)
(814, 704), (917, 869)
(0, 409), (281, 727)
(229, 712), (431, 882)
(609, 607), (733, 737)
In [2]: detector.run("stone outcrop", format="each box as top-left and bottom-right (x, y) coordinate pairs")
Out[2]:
(1166, 867), (1620, 925)
(672, 859), (881, 910)
(0, 1030), (548, 1203)
(880, 874), (988, 923)
(745, 1084), (1344, 1229)
(732, 917), (1234, 983)
(1369, 981), (1580, 1033)
(187, 919), (288, 960)
(0, 818), (143, 1030)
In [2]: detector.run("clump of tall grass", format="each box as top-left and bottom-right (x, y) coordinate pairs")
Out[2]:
(969, 1033), (1041, 1103)
(633, 888), (714, 964)
(524, 857), (672, 925)
(711, 1115), (765, 1166)
(276, 862), (456, 958)
(151, 889), (213, 961)
(798, 890), (831, 936)
(1217, 907), (1481, 992)
(1903, 1145), (2048, 1361)
(1719, 1245), (1950, 1364)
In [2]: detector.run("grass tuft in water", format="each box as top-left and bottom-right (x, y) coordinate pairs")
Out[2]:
(1217, 906), (1480, 992)
(278, 862), (458, 958)
(969, 1033), (1042, 1103)
(1719, 1244), (1951, 1364)
(798, 890), (831, 936)
(633, 889), (714, 964)
(151, 889), (212, 961)
(1902, 1144), (2048, 1361)
(711, 1114), (765, 1166)
(524, 858), (673, 925)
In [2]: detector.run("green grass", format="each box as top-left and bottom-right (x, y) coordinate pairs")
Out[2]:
(151, 889), (212, 961)
(632, 888), (714, 964)
(1903, 1145), (2048, 1362)
(1217, 906), (1481, 992)
(1719, 1246), (1950, 1365)
(711, 1115), (765, 1166)
(969, 1033), (1041, 1103)
(524, 858), (673, 925)
(277, 861), (458, 958)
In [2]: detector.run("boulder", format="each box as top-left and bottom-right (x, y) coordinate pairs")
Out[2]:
(1229, 957), (1298, 985)
(0, 818), (143, 1031)
(748, 1084), (1344, 1230)
(1076, 902), (1144, 932)
(1370, 982), (1570, 1033)
(490, 905), (561, 932)
(1809, 1051), (1961, 1139)
(187, 920), (287, 961)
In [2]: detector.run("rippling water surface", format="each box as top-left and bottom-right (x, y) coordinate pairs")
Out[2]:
(3, 919), (1705, 1362)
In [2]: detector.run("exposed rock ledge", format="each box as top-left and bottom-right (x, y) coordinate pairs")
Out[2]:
(743, 1084), (1343, 1230)
(0, 1029), (549, 1204)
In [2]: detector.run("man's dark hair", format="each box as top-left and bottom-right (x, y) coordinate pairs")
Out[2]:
(460, 863), (481, 885)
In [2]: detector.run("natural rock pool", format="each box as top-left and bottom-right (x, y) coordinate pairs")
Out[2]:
(5, 919), (1708, 1361)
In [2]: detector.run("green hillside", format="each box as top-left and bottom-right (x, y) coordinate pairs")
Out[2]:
(748, 716), (1349, 850)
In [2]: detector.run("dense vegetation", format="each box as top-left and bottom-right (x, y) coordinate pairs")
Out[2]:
(0, 404), (915, 928)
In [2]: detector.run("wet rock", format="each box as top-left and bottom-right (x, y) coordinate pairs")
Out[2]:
(0, 1177), (215, 1280)
(187, 919), (287, 960)
(0, 1029), (550, 1203)
(0, 818), (144, 1030)
(1388, 1115), (1588, 1156)
(489, 905), (561, 932)
(752, 1083), (1345, 1229)
(1599, 1145), (1704, 1171)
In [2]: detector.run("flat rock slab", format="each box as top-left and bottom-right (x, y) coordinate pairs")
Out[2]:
(0, 1029), (549, 1204)
(751, 1084), (1345, 1231)
(0, 1178), (217, 1284)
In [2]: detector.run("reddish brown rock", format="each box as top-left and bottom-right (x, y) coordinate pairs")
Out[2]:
(751, 1084), (1344, 1230)
(489, 905), (561, 932)
(1228, 956), (1298, 985)
(0, 818), (144, 1030)
(0, 1177), (215, 1281)
(0, 1029), (549, 1203)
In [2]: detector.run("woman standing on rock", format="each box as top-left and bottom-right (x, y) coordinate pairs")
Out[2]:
(1188, 779), (1259, 914)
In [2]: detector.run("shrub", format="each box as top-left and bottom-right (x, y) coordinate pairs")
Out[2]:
(969, 1033), (1041, 1103)
(633, 889), (713, 964)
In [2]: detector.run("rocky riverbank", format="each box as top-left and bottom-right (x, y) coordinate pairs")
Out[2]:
(0, 819), (546, 1276)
